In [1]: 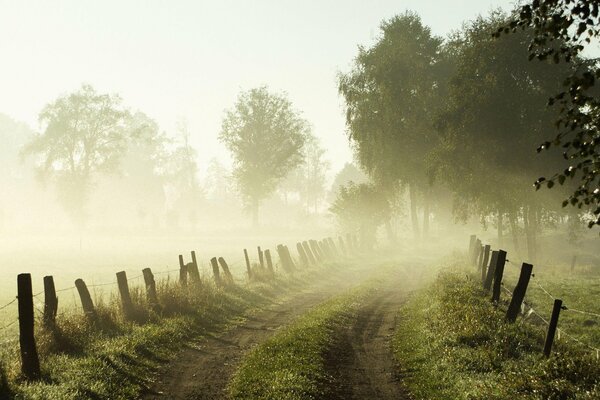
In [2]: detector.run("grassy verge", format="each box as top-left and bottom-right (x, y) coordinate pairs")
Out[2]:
(392, 267), (600, 400)
(1, 267), (323, 399)
(228, 285), (372, 400)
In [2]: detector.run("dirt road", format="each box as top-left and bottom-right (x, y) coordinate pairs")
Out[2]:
(325, 287), (410, 399)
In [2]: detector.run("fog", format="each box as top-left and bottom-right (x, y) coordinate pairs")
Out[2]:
(1, 0), (599, 333)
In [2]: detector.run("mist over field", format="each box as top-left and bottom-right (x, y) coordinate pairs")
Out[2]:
(0, 1), (599, 399)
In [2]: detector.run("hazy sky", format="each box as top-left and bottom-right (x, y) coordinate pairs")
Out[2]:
(0, 0), (516, 178)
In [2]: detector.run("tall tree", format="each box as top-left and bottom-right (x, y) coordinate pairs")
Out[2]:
(219, 86), (310, 226)
(434, 13), (576, 260)
(22, 84), (129, 226)
(500, 0), (600, 229)
(338, 12), (446, 238)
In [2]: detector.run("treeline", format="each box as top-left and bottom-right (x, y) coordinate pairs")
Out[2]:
(0, 86), (344, 231)
(334, 10), (598, 260)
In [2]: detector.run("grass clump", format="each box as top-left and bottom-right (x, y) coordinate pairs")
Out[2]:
(392, 269), (600, 400)
(228, 286), (371, 400)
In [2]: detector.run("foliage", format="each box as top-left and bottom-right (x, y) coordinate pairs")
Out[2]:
(328, 162), (368, 203)
(21, 84), (130, 226)
(500, 0), (600, 228)
(220, 86), (310, 225)
(329, 182), (390, 248)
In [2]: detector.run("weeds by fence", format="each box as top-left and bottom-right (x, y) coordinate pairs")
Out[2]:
(0, 233), (360, 381)
(469, 234), (600, 359)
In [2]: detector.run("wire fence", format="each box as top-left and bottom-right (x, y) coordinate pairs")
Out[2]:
(500, 257), (600, 359)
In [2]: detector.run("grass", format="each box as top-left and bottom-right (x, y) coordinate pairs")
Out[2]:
(228, 284), (372, 400)
(392, 263), (600, 400)
(0, 267), (322, 399)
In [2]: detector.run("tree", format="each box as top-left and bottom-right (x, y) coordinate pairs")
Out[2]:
(22, 84), (129, 227)
(330, 182), (390, 249)
(328, 162), (368, 203)
(338, 12), (446, 238)
(163, 119), (203, 229)
(434, 13), (576, 260)
(219, 86), (310, 226)
(500, 0), (600, 228)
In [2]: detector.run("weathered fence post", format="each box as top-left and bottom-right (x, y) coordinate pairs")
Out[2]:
(297, 242), (309, 266)
(491, 250), (507, 304)
(309, 240), (322, 262)
(17, 273), (40, 380)
(318, 240), (330, 260)
(473, 239), (482, 266)
(338, 236), (347, 256)
(264, 249), (275, 273)
(276, 245), (292, 272)
(210, 257), (222, 286)
(327, 238), (339, 258)
(258, 246), (265, 269)
(75, 278), (96, 317)
(218, 257), (234, 284)
(244, 249), (252, 279)
(506, 263), (534, 322)
(142, 268), (159, 309)
(543, 298), (563, 357)
(302, 241), (316, 265)
(179, 255), (188, 287)
(189, 251), (201, 284)
(480, 245), (491, 282)
(116, 271), (133, 319)
(468, 234), (476, 258)
(43, 275), (58, 327)
(483, 251), (498, 290)
(284, 245), (296, 270)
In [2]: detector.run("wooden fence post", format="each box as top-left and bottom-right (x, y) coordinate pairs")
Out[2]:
(318, 240), (330, 260)
(244, 249), (252, 279)
(480, 245), (491, 282)
(264, 249), (275, 273)
(468, 235), (476, 258)
(75, 278), (96, 317)
(309, 240), (322, 262)
(258, 246), (265, 269)
(189, 251), (201, 284)
(473, 239), (482, 266)
(179, 255), (188, 287)
(43, 275), (58, 327)
(491, 250), (507, 303)
(210, 257), (222, 286)
(116, 271), (133, 319)
(327, 238), (339, 258)
(218, 257), (234, 284)
(142, 268), (159, 309)
(338, 236), (347, 256)
(297, 242), (309, 266)
(483, 251), (498, 290)
(17, 273), (40, 380)
(276, 245), (292, 272)
(302, 241), (316, 265)
(506, 263), (534, 323)
(284, 245), (296, 270)
(544, 299), (563, 357)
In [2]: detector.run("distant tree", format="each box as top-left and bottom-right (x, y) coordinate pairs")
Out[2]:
(164, 119), (203, 229)
(21, 84), (129, 227)
(329, 162), (368, 202)
(220, 86), (310, 226)
(499, 0), (600, 229)
(205, 157), (234, 202)
(338, 12), (446, 238)
(330, 182), (390, 249)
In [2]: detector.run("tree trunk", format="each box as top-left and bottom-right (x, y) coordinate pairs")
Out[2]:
(409, 183), (420, 239)
(385, 219), (396, 245)
(251, 198), (259, 228)
(524, 206), (537, 263)
(508, 211), (521, 255)
(497, 210), (504, 248)
(422, 194), (430, 238)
